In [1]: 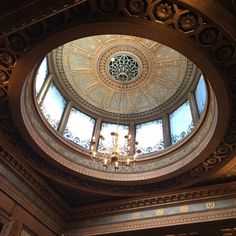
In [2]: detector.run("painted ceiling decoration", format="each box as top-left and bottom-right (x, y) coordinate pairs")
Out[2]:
(53, 34), (190, 117)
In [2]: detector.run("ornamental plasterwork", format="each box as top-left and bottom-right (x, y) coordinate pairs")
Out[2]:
(23, 76), (216, 179)
(53, 34), (190, 117)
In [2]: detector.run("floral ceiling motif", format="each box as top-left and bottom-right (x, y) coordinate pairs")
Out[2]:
(54, 35), (192, 117)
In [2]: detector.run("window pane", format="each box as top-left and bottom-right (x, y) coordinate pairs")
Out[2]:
(195, 75), (207, 115)
(35, 57), (48, 96)
(40, 83), (66, 130)
(169, 101), (194, 144)
(98, 123), (129, 155)
(64, 108), (95, 149)
(136, 120), (164, 154)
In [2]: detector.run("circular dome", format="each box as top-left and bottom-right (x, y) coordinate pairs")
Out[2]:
(53, 35), (191, 118)
(7, 2), (232, 195)
(30, 33), (212, 180)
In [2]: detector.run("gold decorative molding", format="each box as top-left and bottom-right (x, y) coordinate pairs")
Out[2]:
(156, 209), (164, 216)
(66, 208), (236, 236)
(70, 182), (236, 220)
(180, 205), (188, 213)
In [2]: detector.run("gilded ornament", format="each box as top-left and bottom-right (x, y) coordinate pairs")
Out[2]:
(204, 157), (218, 165)
(215, 145), (232, 156)
(0, 52), (15, 67)
(179, 14), (198, 32)
(3, 0), (236, 194)
(156, 209), (164, 216)
(0, 70), (8, 83)
(132, 212), (141, 218)
(180, 205), (188, 212)
(108, 54), (140, 82)
(206, 202), (215, 209)
(155, 3), (173, 21)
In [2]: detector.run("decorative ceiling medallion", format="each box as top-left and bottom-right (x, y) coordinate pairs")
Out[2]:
(98, 44), (148, 90)
(108, 54), (140, 84)
(55, 35), (192, 118)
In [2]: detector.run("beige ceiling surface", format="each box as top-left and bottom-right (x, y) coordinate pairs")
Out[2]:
(57, 35), (189, 115)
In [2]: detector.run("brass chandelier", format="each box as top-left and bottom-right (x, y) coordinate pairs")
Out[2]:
(90, 131), (140, 170)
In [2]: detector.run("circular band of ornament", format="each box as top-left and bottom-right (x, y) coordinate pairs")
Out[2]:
(98, 44), (149, 90)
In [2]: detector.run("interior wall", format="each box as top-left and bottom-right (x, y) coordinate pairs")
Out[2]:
(0, 191), (58, 236)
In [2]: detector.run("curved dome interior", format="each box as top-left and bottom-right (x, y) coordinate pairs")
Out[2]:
(34, 34), (207, 164)
(1, 1), (236, 235)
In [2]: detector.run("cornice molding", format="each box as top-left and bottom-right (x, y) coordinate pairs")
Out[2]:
(69, 181), (236, 220)
(66, 208), (236, 236)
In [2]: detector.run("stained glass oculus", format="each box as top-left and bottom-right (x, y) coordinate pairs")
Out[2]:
(136, 119), (164, 154)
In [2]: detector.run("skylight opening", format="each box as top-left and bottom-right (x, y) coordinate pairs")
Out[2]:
(34, 34), (208, 161)
(64, 108), (95, 149)
(169, 100), (194, 145)
(136, 119), (164, 154)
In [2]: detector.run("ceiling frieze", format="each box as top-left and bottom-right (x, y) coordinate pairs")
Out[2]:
(69, 181), (236, 220)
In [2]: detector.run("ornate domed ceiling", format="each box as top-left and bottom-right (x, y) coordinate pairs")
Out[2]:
(5, 0), (234, 197)
(52, 34), (194, 119)
(29, 32), (212, 182)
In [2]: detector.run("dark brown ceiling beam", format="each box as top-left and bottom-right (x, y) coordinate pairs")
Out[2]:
(0, 0), (86, 39)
